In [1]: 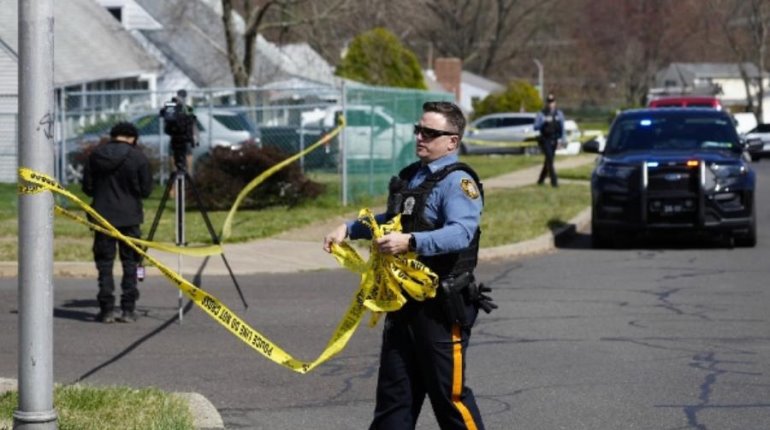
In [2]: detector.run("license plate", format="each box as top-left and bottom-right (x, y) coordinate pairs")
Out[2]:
(663, 204), (683, 214)
(763, 143), (770, 151)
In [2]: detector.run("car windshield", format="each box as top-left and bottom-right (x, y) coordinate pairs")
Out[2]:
(750, 124), (770, 133)
(213, 113), (253, 132)
(131, 113), (206, 134)
(605, 115), (740, 154)
(474, 116), (533, 129)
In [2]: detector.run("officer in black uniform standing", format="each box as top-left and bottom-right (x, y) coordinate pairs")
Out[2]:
(324, 101), (496, 429)
(534, 93), (565, 187)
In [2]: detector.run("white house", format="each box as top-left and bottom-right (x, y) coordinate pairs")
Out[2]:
(0, 0), (160, 182)
(650, 62), (769, 109)
(98, 0), (338, 96)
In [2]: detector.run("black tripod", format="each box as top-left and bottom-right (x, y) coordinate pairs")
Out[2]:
(142, 150), (248, 321)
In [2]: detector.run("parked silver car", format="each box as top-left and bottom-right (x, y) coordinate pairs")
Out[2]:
(462, 112), (539, 154)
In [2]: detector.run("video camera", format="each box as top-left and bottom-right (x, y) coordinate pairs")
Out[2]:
(160, 97), (195, 141)
(160, 91), (197, 171)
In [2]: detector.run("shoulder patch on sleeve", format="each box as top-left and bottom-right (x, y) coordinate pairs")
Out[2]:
(460, 178), (480, 199)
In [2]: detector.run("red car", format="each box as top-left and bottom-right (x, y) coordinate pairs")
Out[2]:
(648, 96), (723, 110)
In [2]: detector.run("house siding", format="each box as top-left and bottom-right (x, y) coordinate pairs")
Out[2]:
(0, 111), (17, 183)
(0, 43), (17, 183)
(0, 41), (17, 105)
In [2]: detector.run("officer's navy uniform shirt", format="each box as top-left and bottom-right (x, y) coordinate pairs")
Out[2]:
(534, 108), (566, 139)
(346, 153), (482, 256)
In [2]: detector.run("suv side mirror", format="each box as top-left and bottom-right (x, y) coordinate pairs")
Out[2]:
(582, 138), (602, 154)
(744, 137), (762, 151)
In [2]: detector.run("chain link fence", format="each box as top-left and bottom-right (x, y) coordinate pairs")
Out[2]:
(0, 86), (453, 204)
(54, 84), (453, 205)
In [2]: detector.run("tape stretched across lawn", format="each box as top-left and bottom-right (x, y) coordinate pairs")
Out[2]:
(16, 120), (439, 373)
(463, 137), (538, 148)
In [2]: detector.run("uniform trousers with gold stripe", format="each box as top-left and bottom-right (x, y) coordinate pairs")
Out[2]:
(369, 297), (485, 430)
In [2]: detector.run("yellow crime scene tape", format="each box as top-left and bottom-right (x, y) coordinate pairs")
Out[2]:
(462, 136), (538, 148)
(332, 209), (438, 327)
(220, 118), (345, 241)
(18, 118), (438, 373)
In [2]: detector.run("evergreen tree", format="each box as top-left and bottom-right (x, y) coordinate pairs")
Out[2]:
(336, 28), (427, 89)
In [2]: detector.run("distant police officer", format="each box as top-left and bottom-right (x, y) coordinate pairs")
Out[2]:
(82, 122), (154, 323)
(534, 93), (565, 187)
(324, 101), (495, 430)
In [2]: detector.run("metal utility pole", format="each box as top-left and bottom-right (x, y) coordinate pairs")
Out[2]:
(15, 0), (58, 428)
(533, 59), (544, 100)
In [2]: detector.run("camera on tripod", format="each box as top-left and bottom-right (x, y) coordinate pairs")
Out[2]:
(160, 90), (197, 170)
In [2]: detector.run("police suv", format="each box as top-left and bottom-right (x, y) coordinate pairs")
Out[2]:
(582, 108), (757, 248)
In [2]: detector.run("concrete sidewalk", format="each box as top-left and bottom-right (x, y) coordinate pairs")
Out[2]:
(0, 154), (596, 279)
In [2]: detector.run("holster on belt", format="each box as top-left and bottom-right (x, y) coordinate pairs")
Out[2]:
(438, 272), (472, 326)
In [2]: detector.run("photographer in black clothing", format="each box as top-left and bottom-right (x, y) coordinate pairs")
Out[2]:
(82, 122), (154, 323)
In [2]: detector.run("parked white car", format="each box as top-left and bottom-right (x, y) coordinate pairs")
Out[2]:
(743, 123), (770, 161)
(555, 119), (582, 155)
(301, 104), (414, 162)
(464, 112), (583, 155)
(733, 112), (758, 136)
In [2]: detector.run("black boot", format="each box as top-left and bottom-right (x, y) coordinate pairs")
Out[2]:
(96, 308), (116, 324)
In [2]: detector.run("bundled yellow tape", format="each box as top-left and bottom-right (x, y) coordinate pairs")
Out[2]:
(331, 209), (438, 326)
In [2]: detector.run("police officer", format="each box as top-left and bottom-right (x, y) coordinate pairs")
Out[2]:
(534, 93), (565, 187)
(324, 101), (494, 429)
(82, 122), (154, 323)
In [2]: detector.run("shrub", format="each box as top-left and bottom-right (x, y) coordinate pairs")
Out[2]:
(191, 143), (325, 211)
(471, 80), (543, 119)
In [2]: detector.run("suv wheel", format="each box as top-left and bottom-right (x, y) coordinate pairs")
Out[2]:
(591, 219), (613, 249)
(734, 205), (757, 247)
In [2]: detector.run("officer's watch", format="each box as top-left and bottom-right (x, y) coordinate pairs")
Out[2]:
(408, 234), (416, 251)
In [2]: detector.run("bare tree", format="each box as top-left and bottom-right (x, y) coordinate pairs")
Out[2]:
(410, 0), (553, 77)
(213, 0), (768, 112)
(706, 0), (770, 121)
(219, 0), (350, 93)
(296, 0), (422, 63)
(573, 0), (703, 106)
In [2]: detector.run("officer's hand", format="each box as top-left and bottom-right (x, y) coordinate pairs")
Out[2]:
(476, 283), (498, 314)
(323, 223), (348, 253)
(375, 232), (411, 255)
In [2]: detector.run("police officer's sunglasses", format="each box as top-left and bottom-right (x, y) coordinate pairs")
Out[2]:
(413, 124), (459, 140)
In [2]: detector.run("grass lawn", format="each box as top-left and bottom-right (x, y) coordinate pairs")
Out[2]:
(0, 385), (194, 430)
(4, 153), (589, 261)
(481, 183), (589, 247)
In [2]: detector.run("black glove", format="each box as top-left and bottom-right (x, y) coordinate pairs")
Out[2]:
(470, 283), (497, 314)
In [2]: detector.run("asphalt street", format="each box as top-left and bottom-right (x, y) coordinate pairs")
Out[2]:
(2, 160), (770, 429)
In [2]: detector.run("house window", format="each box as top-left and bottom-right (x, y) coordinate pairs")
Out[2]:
(107, 7), (122, 22)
